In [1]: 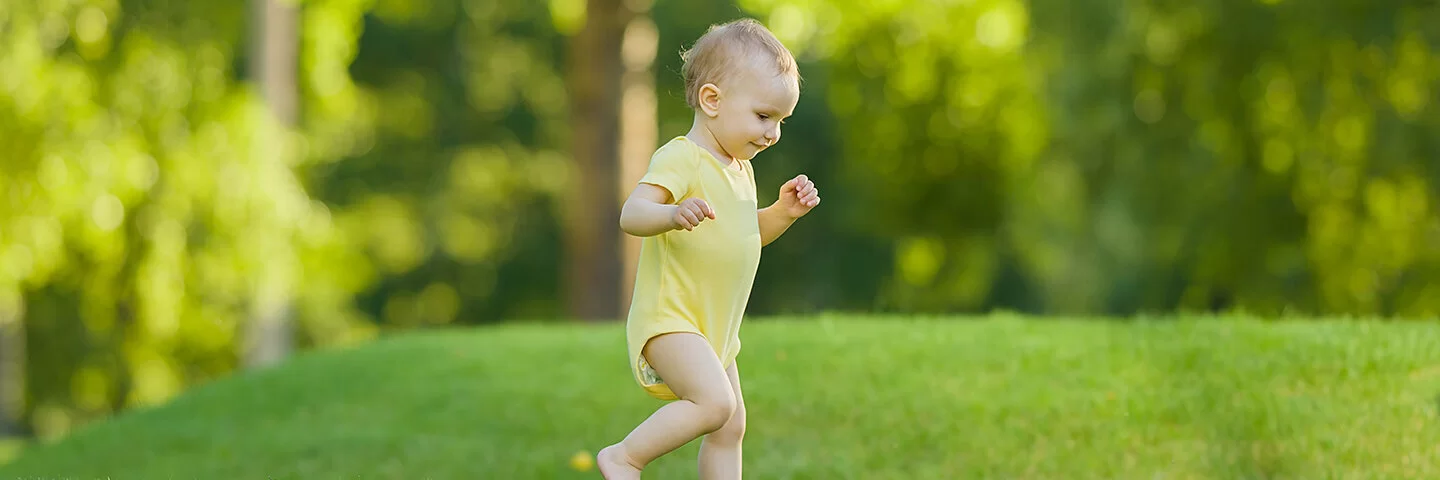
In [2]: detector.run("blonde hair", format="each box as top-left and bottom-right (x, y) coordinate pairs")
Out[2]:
(679, 18), (800, 110)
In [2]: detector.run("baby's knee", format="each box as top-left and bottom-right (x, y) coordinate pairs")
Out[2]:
(692, 393), (737, 433)
(708, 403), (745, 444)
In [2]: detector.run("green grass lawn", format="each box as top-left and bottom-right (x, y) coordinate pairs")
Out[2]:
(3, 313), (1439, 479)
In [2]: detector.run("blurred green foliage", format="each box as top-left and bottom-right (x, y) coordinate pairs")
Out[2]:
(739, 0), (1440, 317)
(1, 0), (1437, 442)
(2, 0), (376, 440)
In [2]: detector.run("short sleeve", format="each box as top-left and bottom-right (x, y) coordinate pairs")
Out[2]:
(637, 143), (694, 201)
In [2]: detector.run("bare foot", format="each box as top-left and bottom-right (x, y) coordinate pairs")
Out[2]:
(597, 444), (642, 480)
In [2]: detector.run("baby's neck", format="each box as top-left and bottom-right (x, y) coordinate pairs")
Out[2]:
(685, 120), (737, 169)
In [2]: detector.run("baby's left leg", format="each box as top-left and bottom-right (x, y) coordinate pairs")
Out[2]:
(698, 362), (745, 480)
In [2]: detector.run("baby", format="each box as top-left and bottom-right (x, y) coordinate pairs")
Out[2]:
(597, 18), (820, 480)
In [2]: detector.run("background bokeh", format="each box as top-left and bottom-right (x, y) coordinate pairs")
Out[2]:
(1, 0), (1437, 446)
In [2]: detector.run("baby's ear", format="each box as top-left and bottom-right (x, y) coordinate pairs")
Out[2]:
(699, 83), (722, 117)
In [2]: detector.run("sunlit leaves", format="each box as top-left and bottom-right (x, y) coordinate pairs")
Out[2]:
(548, 0), (585, 35)
(0, 0), (372, 440)
(743, 0), (1438, 317)
(316, 0), (572, 327)
(301, 0), (378, 164)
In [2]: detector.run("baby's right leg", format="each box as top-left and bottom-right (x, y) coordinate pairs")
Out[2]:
(598, 332), (737, 479)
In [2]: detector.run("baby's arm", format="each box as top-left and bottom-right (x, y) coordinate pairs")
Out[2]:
(757, 206), (797, 246)
(757, 174), (820, 246)
(620, 183), (715, 236)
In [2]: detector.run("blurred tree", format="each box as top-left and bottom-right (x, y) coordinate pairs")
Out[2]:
(244, 0), (298, 368)
(618, 2), (659, 313)
(312, 0), (574, 327)
(566, 0), (628, 321)
(565, 0), (622, 321)
(0, 302), (20, 437)
(737, 0), (1440, 318)
(0, 0), (374, 440)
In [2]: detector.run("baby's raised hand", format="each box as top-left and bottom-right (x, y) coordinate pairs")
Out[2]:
(777, 174), (820, 218)
(672, 198), (716, 231)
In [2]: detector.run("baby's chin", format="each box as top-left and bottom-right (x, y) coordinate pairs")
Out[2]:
(743, 142), (769, 159)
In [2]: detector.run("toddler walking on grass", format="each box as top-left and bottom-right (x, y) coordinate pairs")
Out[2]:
(596, 18), (820, 480)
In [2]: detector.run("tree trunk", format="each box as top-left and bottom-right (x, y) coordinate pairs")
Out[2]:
(566, 0), (630, 321)
(245, 0), (296, 367)
(0, 295), (24, 437)
(618, 10), (658, 312)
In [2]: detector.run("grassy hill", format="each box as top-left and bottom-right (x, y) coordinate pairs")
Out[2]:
(3, 314), (1438, 478)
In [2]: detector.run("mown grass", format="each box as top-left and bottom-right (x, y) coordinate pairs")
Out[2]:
(3, 313), (1438, 479)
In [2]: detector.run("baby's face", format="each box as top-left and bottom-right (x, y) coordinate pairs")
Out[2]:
(710, 64), (799, 161)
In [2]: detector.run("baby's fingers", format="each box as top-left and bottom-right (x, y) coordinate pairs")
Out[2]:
(801, 188), (820, 206)
(676, 209), (697, 230)
(698, 200), (716, 219)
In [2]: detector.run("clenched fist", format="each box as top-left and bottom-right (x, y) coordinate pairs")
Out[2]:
(776, 174), (820, 219)
(672, 198), (716, 231)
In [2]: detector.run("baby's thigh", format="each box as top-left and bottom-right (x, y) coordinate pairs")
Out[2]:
(723, 363), (745, 423)
(643, 332), (733, 405)
(725, 363), (743, 403)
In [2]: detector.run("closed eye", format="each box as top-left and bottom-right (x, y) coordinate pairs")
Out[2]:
(758, 113), (788, 124)
(758, 112), (789, 126)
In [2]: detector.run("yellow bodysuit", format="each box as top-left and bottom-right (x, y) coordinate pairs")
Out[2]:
(626, 136), (762, 400)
